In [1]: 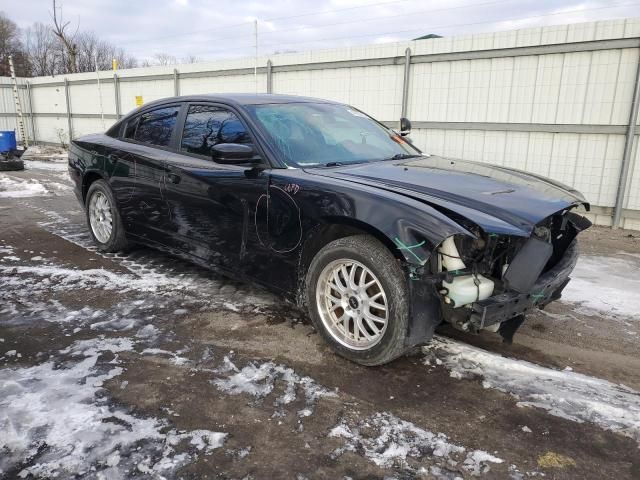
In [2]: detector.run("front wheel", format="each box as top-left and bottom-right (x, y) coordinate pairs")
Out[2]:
(85, 179), (128, 252)
(306, 235), (410, 366)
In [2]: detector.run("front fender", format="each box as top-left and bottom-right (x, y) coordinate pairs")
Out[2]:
(290, 172), (474, 266)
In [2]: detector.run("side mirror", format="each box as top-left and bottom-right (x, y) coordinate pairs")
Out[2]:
(212, 143), (259, 164)
(400, 117), (412, 136)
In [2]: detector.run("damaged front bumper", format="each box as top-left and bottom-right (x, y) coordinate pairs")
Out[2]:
(468, 238), (578, 330)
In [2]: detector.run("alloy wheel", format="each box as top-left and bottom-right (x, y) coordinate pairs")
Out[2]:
(316, 259), (388, 350)
(88, 191), (113, 244)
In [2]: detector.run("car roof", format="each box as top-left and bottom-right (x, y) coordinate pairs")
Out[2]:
(141, 93), (342, 109)
(107, 93), (346, 137)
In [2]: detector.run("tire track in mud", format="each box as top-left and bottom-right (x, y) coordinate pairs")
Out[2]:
(17, 199), (275, 309)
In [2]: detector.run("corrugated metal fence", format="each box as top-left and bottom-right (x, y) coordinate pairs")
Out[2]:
(2, 18), (640, 229)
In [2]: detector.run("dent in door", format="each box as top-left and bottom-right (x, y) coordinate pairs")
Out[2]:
(255, 184), (302, 253)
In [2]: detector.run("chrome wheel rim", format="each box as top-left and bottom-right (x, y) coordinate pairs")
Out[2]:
(88, 191), (113, 244)
(316, 259), (388, 350)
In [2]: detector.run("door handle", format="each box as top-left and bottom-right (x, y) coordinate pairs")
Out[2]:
(167, 173), (181, 184)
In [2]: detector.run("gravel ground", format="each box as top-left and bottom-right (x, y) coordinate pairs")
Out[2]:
(1, 158), (639, 479)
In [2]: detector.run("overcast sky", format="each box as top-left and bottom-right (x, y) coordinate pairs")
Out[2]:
(8, 0), (640, 63)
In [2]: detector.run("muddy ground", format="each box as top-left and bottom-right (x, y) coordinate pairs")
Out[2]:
(1, 160), (639, 479)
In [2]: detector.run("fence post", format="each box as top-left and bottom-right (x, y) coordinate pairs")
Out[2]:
(114, 73), (121, 119)
(64, 78), (73, 142)
(266, 60), (273, 94)
(401, 47), (411, 128)
(26, 81), (37, 145)
(613, 51), (640, 229)
(173, 68), (180, 96)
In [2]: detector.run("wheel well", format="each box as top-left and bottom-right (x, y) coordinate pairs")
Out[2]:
(296, 219), (403, 307)
(82, 172), (103, 202)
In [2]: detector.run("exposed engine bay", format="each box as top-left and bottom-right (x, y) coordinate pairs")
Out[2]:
(435, 208), (592, 342)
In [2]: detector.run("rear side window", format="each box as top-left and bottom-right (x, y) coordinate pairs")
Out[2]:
(123, 118), (138, 139)
(133, 106), (180, 147)
(181, 105), (252, 157)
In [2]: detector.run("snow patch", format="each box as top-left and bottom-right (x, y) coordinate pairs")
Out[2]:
(212, 356), (336, 416)
(562, 255), (640, 320)
(329, 412), (503, 476)
(141, 348), (190, 366)
(424, 336), (640, 444)
(0, 264), (169, 294)
(0, 176), (49, 198)
(21, 145), (68, 161)
(0, 336), (226, 478)
(24, 159), (68, 171)
(136, 324), (160, 339)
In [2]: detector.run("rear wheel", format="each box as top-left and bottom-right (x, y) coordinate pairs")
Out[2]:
(85, 179), (128, 252)
(306, 235), (410, 366)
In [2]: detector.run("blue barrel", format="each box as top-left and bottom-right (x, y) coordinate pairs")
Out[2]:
(0, 131), (17, 153)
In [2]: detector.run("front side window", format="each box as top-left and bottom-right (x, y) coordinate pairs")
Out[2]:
(133, 106), (180, 147)
(181, 105), (252, 157)
(245, 102), (420, 167)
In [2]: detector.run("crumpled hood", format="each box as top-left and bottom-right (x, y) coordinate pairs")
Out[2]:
(306, 156), (588, 236)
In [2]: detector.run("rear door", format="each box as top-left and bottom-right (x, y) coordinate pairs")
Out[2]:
(162, 103), (270, 272)
(119, 105), (181, 243)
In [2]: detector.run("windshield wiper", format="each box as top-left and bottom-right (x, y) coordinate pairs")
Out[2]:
(324, 161), (344, 167)
(387, 153), (422, 160)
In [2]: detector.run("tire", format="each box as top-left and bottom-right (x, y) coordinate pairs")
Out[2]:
(85, 179), (128, 252)
(306, 234), (410, 366)
(0, 159), (24, 171)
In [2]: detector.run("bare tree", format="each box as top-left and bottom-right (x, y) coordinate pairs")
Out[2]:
(181, 55), (201, 64)
(51, 0), (78, 73)
(141, 53), (201, 67)
(0, 12), (30, 76)
(24, 22), (58, 76)
(22, 12), (137, 76)
(74, 31), (137, 72)
(153, 52), (177, 66)
(4, 6), (144, 77)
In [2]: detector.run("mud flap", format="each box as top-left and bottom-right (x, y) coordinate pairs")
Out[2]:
(405, 279), (441, 347)
(498, 314), (526, 345)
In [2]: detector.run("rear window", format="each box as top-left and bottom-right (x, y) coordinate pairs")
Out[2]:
(131, 106), (180, 147)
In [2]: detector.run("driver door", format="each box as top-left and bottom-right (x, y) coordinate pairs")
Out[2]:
(162, 103), (269, 273)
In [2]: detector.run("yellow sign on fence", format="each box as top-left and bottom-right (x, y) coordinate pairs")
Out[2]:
(135, 96), (144, 107)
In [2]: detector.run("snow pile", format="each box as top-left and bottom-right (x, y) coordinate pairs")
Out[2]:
(329, 412), (503, 476)
(424, 337), (640, 444)
(562, 254), (640, 320)
(0, 336), (226, 478)
(24, 160), (68, 172)
(0, 176), (49, 198)
(213, 356), (337, 417)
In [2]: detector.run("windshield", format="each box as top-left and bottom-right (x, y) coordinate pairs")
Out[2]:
(245, 102), (420, 167)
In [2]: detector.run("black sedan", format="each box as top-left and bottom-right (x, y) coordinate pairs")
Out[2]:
(68, 94), (591, 365)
